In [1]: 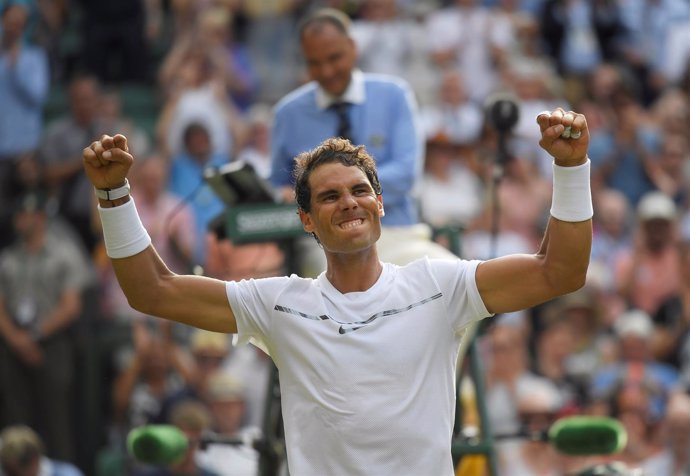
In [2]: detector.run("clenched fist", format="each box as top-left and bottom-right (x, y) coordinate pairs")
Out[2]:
(82, 134), (133, 190)
(536, 108), (589, 167)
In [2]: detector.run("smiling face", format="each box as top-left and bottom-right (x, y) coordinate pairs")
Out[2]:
(299, 162), (384, 254)
(301, 21), (357, 97)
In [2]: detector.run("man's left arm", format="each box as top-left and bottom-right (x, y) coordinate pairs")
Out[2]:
(476, 108), (593, 314)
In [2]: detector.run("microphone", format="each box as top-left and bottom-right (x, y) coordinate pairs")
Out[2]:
(493, 416), (627, 456)
(127, 425), (189, 466)
(548, 416), (627, 456)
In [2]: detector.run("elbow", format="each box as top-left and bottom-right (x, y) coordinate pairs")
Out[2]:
(554, 263), (589, 297)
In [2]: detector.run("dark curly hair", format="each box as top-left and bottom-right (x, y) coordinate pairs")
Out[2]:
(293, 137), (382, 213)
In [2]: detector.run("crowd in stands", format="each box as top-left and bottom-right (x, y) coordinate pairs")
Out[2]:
(1, 0), (690, 474)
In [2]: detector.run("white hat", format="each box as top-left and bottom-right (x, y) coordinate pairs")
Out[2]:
(637, 191), (677, 221)
(614, 309), (653, 339)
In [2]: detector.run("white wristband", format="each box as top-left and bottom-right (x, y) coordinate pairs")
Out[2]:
(550, 159), (593, 222)
(98, 198), (152, 259)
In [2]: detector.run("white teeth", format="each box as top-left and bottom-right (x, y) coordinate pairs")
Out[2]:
(340, 219), (363, 229)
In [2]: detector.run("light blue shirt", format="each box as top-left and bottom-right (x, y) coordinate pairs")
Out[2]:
(270, 71), (423, 226)
(0, 43), (49, 157)
(168, 152), (229, 265)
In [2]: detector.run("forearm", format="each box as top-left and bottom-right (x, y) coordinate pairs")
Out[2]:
(0, 302), (20, 343)
(538, 217), (592, 293)
(37, 291), (82, 338)
(112, 357), (142, 419)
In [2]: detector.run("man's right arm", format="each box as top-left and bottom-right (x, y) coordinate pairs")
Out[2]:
(84, 134), (237, 333)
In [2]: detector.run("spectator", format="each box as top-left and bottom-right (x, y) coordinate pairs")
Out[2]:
(167, 123), (229, 267)
(419, 69), (484, 147)
(653, 241), (690, 370)
(590, 188), (634, 297)
(605, 378), (668, 475)
(233, 102), (272, 180)
(0, 192), (90, 462)
(0, 424), (83, 476)
(425, 0), (515, 104)
(483, 324), (561, 437)
(270, 8), (457, 277)
(655, 392), (690, 475)
(0, 2), (50, 249)
(646, 133), (688, 205)
(419, 140), (484, 231)
(591, 309), (679, 423)
(615, 191), (681, 316)
(155, 329), (232, 425)
(41, 75), (105, 254)
(110, 320), (193, 438)
(197, 6), (258, 112)
(157, 32), (247, 158)
(98, 89), (152, 158)
(496, 380), (564, 476)
(198, 371), (258, 476)
(588, 88), (660, 207)
(132, 400), (220, 476)
(350, 0), (423, 92)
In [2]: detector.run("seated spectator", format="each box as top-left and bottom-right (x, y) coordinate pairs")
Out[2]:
(0, 425), (83, 476)
(111, 320), (194, 438)
(167, 123), (229, 267)
(419, 69), (484, 148)
(496, 381), (564, 476)
(590, 309), (679, 423)
(155, 329), (232, 425)
(132, 400), (220, 476)
(606, 379), (669, 475)
(198, 371), (258, 476)
(419, 140), (484, 231)
(615, 191), (681, 316)
(655, 392), (690, 475)
(542, 286), (618, 399)
(483, 323), (562, 437)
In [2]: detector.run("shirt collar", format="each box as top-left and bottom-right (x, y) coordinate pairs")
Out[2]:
(316, 70), (366, 110)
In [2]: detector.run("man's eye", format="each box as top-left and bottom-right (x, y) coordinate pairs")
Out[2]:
(323, 195), (337, 202)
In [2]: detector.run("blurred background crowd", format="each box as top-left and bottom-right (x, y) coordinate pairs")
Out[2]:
(1, 0), (690, 475)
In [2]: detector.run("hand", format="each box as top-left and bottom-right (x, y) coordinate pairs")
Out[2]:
(82, 134), (133, 190)
(536, 108), (589, 167)
(9, 330), (43, 367)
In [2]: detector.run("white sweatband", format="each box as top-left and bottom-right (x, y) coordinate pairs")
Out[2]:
(98, 198), (152, 258)
(550, 159), (593, 222)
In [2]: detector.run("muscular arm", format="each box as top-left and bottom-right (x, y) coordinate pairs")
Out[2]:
(476, 217), (591, 314)
(476, 108), (593, 314)
(84, 135), (237, 334)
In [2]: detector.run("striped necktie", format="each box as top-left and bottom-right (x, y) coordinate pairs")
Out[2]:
(331, 102), (353, 143)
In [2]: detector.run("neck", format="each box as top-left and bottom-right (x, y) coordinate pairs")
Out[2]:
(325, 248), (382, 294)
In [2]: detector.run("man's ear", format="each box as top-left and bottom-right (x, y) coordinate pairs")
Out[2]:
(377, 195), (385, 217)
(298, 209), (314, 233)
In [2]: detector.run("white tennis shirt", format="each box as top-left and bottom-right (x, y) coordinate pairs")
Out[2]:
(226, 257), (492, 475)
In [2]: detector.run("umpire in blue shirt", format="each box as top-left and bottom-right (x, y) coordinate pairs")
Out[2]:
(270, 8), (455, 276)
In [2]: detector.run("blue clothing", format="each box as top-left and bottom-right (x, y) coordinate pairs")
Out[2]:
(168, 152), (229, 265)
(591, 361), (678, 421)
(588, 127), (660, 206)
(0, 43), (49, 157)
(270, 73), (423, 226)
